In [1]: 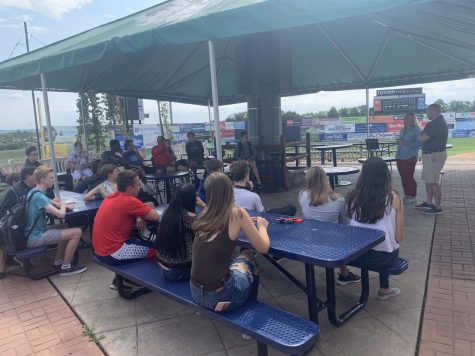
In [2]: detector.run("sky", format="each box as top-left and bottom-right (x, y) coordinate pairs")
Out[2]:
(0, 0), (474, 130)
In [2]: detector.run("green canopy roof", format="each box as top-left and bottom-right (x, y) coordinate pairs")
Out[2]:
(0, 0), (474, 104)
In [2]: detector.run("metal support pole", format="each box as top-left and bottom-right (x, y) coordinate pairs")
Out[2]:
(79, 97), (88, 152)
(169, 101), (173, 124)
(24, 22), (42, 159)
(157, 100), (164, 137)
(40, 74), (60, 195)
(208, 40), (222, 162)
(366, 87), (370, 139)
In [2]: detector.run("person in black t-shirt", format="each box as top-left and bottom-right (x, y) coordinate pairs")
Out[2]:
(24, 146), (40, 169)
(100, 139), (132, 169)
(233, 130), (263, 189)
(416, 103), (448, 215)
(185, 132), (205, 168)
(0, 166), (36, 217)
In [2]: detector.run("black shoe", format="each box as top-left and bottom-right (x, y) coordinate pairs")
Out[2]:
(337, 271), (361, 285)
(59, 265), (87, 276)
(424, 206), (443, 215)
(0, 272), (5, 279)
(415, 202), (432, 209)
(110, 277), (140, 290)
(53, 264), (62, 271)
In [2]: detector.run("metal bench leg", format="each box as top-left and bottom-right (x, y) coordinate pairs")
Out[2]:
(326, 267), (369, 326)
(305, 263), (319, 323)
(257, 341), (268, 356)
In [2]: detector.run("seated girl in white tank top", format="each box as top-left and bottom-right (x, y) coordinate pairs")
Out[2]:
(346, 157), (404, 301)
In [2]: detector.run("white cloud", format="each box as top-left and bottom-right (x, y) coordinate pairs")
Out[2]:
(10, 92), (25, 100)
(0, 0), (93, 20)
(29, 25), (48, 33)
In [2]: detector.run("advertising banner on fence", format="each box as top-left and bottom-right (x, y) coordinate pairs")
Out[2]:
(355, 123), (387, 133)
(323, 124), (355, 134)
(319, 133), (348, 142)
(340, 116), (367, 124)
(132, 124), (162, 148)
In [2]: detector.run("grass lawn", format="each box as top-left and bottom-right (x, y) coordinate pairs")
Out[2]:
(447, 137), (475, 156)
(0, 149), (25, 164)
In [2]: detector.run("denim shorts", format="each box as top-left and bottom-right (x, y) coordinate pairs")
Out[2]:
(190, 256), (259, 312)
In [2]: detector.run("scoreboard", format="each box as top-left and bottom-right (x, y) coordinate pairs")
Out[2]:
(373, 88), (426, 114)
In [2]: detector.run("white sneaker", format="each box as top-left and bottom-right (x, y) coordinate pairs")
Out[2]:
(376, 287), (400, 300)
(241, 333), (252, 341)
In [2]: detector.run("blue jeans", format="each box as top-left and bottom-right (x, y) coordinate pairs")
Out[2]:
(354, 249), (399, 289)
(162, 267), (191, 281)
(190, 257), (259, 312)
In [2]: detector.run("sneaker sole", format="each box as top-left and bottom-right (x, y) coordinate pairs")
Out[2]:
(376, 289), (401, 301)
(337, 279), (361, 286)
(424, 211), (443, 215)
(59, 267), (87, 276)
(415, 206), (431, 209)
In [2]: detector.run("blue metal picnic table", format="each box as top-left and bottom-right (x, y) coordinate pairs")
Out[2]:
(59, 190), (102, 218)
(238, 211), (385, 326)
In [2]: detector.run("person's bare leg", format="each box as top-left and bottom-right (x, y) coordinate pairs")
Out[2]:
(54, 239), (68, 262)
(250, 161), (261, 184)
(60, 228), (82, 264)
(426, 183), (434, 205)
(339, 265), (348, 276)
(433, 183), (442, 208)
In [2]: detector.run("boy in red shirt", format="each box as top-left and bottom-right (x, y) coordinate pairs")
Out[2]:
(93, 170), (160, 265)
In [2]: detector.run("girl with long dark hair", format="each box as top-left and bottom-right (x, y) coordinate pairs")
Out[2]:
(155, 184), (198, 281)
(347, 157), (404, 300)
(190, 172), (270, 312)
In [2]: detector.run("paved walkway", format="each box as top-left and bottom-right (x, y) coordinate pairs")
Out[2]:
(0, 275), (103, 355)
(419, 157), (475, 356)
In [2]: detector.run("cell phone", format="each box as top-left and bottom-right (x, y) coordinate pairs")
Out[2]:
(215, 301), (231, 312)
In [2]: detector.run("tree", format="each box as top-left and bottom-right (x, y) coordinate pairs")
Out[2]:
(76, 92), (107, 153)
(338, 108), (349, 117)
(102, 94), (127, 136)
(159, 101), (174, 140)
(448, 100), (472, 112)
(349, 107), (360, 116)
(434, 99), (448, 112)
(225, 111), (248, 122)
(357, 105), (367, 116)
(281, 111), (302, 121)
(327, 107), (338, 118)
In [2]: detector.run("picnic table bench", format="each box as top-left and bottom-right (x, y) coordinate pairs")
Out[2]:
(93, 257), (319, 356)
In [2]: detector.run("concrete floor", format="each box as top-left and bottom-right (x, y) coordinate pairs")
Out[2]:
(47, 162), (434, 356)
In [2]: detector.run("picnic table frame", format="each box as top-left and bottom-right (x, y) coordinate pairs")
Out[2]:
(238, 211), (385, 326)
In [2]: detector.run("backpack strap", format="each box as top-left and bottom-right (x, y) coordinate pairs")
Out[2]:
(24, 190), (46, 241)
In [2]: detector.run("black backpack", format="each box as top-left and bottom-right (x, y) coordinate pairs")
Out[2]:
(0, 190), (43, 254)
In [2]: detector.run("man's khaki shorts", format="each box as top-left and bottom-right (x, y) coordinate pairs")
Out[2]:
(422, 151), (447, 184)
